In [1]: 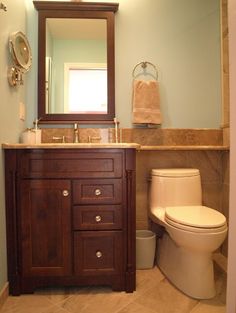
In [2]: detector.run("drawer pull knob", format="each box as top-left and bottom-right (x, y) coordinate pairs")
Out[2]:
(62, 190), (69, 197)
(96, 251), (102, 258)
(95, 188), (102, 196)
(95, 215), (102, 222)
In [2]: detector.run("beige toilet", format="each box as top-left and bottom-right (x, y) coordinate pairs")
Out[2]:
(149, 168), (227, 299)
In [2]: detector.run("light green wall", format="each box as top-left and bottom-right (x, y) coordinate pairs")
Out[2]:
(114, 0), (221, 128)
(0, 0), (27, 291)
(26, 0), (221, 128)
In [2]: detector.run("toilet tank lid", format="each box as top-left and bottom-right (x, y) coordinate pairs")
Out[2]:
(151, 168), (200, 177)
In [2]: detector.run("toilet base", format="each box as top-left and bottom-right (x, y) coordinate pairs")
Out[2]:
(157, 232), (216, 299)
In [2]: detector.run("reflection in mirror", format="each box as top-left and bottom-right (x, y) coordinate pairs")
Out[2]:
(46, 18), (107, 114)
(33, 1), (119, 123)
(64, 63), (107, 114)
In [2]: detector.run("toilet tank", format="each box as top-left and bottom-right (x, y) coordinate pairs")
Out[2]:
(150, 168), (202, 209)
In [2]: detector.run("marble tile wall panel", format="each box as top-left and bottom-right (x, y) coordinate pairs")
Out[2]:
(41, 128), (223, 146)
(42, 128), (74, 143)
(223, 127), (229, 146)
(41, 128), (110, 143)
(122, 129), (223, 146)
(185, 151), (223, 184)
(221, 151), (229, 256)
(201, 183), (223, 212)
(222, 151), (229, 186)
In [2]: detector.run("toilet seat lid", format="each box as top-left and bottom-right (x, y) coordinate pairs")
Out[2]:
(151, 168), (199, 177)
(165, 206), (226, 228)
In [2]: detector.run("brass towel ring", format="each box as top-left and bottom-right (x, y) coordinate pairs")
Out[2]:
(132, 61), (158, 80)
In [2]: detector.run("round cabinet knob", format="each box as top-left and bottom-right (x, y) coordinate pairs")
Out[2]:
(94, 188), (102, 196)
(96, 251), (102, 258)
(95, 215), (102, 223)
(62, 190), (69, 197)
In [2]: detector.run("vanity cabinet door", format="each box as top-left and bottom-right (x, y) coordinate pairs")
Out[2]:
(74, 231), (123, 276)
(20, 179), (72, 277)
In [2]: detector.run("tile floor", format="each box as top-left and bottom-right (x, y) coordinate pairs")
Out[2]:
(0, 267), (226, 313)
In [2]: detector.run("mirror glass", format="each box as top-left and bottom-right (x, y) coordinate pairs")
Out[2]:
(9, 31), (32, 72)
(46, 18), (107, 115)
(34, 1), (118, 123)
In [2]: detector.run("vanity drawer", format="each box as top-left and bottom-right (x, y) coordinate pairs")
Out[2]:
(73, 179), (122, 204)
(74, 231), (123, 276)
(73, 205), (122, 230)
(19, 150), (123, 178)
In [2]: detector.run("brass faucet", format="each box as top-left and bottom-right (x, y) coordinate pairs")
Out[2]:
(74, 123), (79, 143)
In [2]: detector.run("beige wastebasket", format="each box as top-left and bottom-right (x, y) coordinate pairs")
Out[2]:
(136, 230), (156, 269)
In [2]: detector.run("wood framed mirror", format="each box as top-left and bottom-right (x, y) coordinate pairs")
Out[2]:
(33, 1), (119, 123)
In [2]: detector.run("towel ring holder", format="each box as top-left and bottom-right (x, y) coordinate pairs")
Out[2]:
(132, 61), (158, 80)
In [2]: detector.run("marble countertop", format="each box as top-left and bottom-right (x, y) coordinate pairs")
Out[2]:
(2, 143), (141, 149)
(2, 143), (229, 151)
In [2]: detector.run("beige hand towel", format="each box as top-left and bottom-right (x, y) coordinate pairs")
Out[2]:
(132, 79), (162, 125)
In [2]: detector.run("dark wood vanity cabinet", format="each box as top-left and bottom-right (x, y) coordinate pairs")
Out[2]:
(4, 148), (136, 295)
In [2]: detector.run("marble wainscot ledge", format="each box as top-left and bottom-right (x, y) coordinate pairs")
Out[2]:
(139, 145), (229, 151)
(2, 143), (141, 149)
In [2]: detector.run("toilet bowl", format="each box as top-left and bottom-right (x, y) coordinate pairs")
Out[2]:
(149, 168), (227, 299)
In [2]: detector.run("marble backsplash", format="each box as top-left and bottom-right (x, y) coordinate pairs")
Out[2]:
(41, 127), (224, 146)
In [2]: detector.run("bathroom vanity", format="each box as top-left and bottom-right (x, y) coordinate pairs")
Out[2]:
(3, 144), (137, 295)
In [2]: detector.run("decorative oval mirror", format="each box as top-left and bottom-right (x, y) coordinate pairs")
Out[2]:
(9, 31), (32, 72)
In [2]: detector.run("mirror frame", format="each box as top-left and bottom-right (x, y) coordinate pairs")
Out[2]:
(33, 1), (119, 123)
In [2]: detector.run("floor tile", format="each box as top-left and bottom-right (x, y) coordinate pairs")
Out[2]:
(189, 299), (226, 313)
(35, 286), (90, 305)
(135, 267), (165, 296)
(56, 287), (135, 313)
(0, 295), (55, 313)
(0, 268), (226, 313)
(136, 278), (198, 313)
(116, 302), (157, 313)
(40, 305), (72, 313)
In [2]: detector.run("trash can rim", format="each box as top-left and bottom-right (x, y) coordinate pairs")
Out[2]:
(136, 230), (156, 239)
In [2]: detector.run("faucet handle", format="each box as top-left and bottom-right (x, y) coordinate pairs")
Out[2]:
(52, 135), (66, 143)
(73, 123), (79, 143)
(88, 136), (101, 143)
